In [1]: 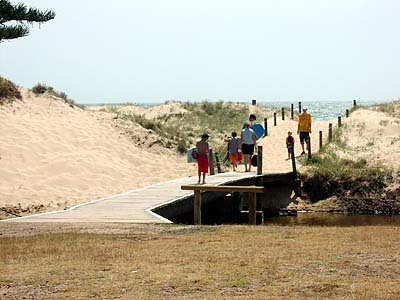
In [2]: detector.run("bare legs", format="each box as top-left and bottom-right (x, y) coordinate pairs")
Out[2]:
(244, 154), (252, 172)
(198, 172), (206, 184)
(231, 160), (237, 171)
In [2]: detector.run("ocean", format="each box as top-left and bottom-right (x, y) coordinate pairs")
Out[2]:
(258, 100), (378, 121)
(83, 100), (385, 121)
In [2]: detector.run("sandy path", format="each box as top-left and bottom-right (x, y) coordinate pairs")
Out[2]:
(258, 118), (332, 173)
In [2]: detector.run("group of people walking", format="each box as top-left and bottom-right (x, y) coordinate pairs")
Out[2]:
(194, 107), (312, 184)
(224, 114), (258, 173)
(195, 114), (258, 184)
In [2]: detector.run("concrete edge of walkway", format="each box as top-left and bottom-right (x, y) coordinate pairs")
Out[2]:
(146, 173), (264, 223)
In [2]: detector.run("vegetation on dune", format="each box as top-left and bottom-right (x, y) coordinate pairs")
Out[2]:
(371, 100), (400, 119)
(31, 83), (84, 109)
(300, 149), (397, 211)
(105, 100), (274, 157)
(0, 76), (21, 103)
(0, 0), (55, 42)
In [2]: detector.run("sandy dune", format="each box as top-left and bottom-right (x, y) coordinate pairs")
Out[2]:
(0, 91), (196, 213)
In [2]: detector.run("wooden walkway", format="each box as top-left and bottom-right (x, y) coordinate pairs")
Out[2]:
(5, 172), (257, 223)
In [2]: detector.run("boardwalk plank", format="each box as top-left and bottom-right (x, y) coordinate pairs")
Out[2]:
(4, 172), (256, 223)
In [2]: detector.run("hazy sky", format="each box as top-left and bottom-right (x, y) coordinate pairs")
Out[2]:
(1, 0), (399, 103)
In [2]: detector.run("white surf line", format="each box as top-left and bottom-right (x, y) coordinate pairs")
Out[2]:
(1, 175), (197, 222)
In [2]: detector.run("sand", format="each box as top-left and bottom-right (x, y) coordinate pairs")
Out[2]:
(0, 90), (196, 214)
(1, 91), (399, 217)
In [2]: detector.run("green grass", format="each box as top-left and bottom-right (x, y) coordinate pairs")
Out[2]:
(302, 149), (384, 182)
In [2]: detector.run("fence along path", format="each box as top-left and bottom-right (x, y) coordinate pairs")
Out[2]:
(5, 172), (256, 223)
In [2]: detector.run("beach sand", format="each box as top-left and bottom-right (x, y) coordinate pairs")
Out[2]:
(1, 91), (398, 218)
(0, 90), (197, 215)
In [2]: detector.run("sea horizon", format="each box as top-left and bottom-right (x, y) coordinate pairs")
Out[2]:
(81, 99), (394, 121)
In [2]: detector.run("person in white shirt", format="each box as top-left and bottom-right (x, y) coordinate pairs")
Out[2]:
(240, 121), (257, 172)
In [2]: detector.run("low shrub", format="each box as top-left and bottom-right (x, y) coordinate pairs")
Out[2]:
(31, 83), (48, 94)
(0, 76), (21, 103)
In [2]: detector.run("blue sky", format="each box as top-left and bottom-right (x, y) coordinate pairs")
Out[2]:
(1, 0), (399, 103)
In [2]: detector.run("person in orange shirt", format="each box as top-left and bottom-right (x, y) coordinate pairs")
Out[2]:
(297, 106), (312, 155)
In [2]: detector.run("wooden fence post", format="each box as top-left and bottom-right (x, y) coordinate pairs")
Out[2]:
(257, 146), (263, 175)
(209, 149), (215, 175)
(353, 99), (357, 107)
(274, 112), (277, 126)
(319, 130), (323, 150)
(346, 109), (349, 118)
(215, 153), (222, 173)
(281, 108), (285, 120)
(338, 116), (342, 128)
(290, 146), (297, 178)
(298, 101), (302, 113)
(291, 104), (294, 119)
(194, 190), (201, 225)
(252, 99), (257, 106)
(248, 193), (256, 225)
(328, 123), (333, 142)
(264, 118), (268, 136)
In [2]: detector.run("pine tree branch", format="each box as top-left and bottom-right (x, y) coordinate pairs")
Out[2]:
(0, 1), (55, 23)
(0, 24), (29, 41)
(0, 0), (55, 41)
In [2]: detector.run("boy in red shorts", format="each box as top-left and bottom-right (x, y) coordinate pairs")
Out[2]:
(196, 133), (210, 184)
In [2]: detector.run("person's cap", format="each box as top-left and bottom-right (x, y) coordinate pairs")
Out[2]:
(249, 114), (256, 120)
(302, 106), (308, 111)
(201, 133), (209, 139)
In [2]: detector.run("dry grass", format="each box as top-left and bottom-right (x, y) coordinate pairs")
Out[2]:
(1, 224), (400, 299)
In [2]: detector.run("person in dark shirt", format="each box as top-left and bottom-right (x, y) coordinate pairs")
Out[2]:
(242, 114), (257, 129)
(286, 131), (295, 160)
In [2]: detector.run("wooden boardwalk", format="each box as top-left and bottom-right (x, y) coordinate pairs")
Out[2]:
(5, 172), (257, 223)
